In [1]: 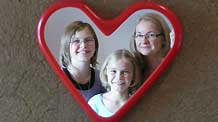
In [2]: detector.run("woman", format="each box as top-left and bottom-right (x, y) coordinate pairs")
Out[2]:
(59, 21), (106, 101)
(130, 14), (171, 82)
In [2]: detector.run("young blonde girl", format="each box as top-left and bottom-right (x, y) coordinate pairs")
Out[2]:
(88, 49), (139, 117)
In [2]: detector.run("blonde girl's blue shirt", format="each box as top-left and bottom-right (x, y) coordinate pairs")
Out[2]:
(88, 94), (113, 117)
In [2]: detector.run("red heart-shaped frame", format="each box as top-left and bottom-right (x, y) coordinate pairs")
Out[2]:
(36, 0), (182, 122)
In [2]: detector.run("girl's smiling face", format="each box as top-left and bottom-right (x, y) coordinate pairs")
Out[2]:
(106, 58), (133, 93)
(70, 27), (96, 62)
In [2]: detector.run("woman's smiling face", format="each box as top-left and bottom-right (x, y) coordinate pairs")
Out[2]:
(135, 20), (163, 56)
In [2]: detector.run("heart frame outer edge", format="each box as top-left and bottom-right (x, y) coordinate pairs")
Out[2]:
(36, 0), (182, 122)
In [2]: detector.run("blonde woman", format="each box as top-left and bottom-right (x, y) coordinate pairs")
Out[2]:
(130, 14), (171, 82)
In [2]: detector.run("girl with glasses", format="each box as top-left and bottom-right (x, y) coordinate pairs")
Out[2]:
(59, 21), (106, 101)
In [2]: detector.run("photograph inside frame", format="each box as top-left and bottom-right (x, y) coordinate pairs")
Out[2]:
(44, 7), (175, 117)
(44, 7), (174, 68)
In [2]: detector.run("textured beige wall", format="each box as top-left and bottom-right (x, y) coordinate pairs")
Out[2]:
(0, 0), (218, 122)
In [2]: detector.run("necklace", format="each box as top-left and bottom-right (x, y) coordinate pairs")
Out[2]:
(75, 77), (91, 91)
(64, 67), (94, 90)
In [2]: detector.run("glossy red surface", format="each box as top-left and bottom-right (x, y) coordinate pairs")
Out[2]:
(36, 1), (182, 122)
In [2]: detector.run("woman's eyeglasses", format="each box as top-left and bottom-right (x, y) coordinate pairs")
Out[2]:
(135, 32), (164, 41)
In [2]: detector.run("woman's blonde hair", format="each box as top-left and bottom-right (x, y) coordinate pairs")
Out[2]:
(100, 49), (139, 91)
(130, 13), (170, 56)
(59, 21), (99, 68)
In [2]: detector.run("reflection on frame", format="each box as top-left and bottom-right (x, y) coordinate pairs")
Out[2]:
(44, 7), (174, 117)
